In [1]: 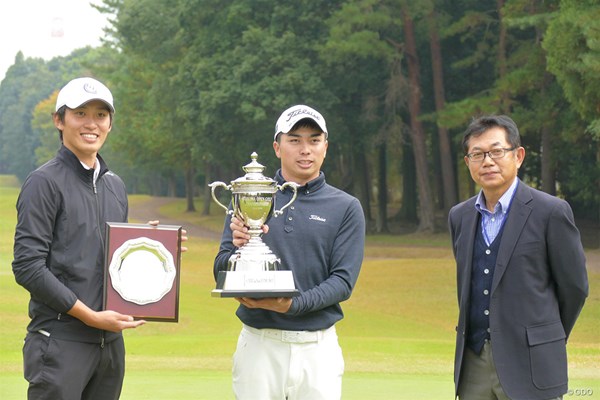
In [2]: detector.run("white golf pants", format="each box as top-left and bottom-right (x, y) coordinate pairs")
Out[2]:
(232, 324), (344, 400)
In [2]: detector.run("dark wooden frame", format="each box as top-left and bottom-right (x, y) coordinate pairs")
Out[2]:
(103, 222), (182, 322)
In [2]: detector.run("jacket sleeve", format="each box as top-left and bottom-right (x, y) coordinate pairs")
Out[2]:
(12, 173), (78, 313)
(286, 198), (366, 316)
(213, 211), (236, 279)
(448, 207), (460, 304)
(546, 199), (588, 338)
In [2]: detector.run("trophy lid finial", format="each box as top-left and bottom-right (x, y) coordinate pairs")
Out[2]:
(242, 152), (266, 176)
(230, 152), (277, 192)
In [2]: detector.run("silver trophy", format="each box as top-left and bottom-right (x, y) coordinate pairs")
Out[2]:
(209, 152), (299, 297)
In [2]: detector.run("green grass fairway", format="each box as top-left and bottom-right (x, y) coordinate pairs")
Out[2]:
(1, 176), (598, 399)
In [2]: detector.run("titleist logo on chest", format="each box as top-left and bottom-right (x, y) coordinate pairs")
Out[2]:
(309, 215), (326, 222)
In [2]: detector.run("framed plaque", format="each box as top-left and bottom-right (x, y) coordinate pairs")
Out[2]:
(103, 222), (182, 322)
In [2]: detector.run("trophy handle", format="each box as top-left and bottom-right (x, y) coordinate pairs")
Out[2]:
(273, 182), (299, 217)
(209, 181), (234, 215)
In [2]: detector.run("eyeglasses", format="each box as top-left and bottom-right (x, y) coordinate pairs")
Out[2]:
(466, 147), (516, 162)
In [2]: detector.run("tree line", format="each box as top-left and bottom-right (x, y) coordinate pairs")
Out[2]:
(0, 0), (598, 233)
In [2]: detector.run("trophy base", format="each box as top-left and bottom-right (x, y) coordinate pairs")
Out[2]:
(211, 271), (299, 298)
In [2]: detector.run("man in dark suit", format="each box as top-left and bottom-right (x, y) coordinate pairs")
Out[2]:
(448, 115), (588, 400)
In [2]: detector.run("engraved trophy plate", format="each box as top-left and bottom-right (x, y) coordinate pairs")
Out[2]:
(210, 152), (299, 298)
(212, 271), (297, 298)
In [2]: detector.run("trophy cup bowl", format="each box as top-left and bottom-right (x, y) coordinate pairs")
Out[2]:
(209, 152), (299, 297)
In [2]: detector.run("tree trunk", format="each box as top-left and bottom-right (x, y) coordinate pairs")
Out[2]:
(185, 160), (196, 212)
(428, 8), (458, 213)
(355, 149), (373, 231)
(540, 73), (557, 194)
(202, 160), (212, 215)
(497, 0), (509, 112)
(150, 176), (161, 196)
(376, 143), (389, 233)
(398, 140), (418, 224)
(401, 3), (435, 233)
(167, 173), (177, 197)
(540, 124), (556, 195)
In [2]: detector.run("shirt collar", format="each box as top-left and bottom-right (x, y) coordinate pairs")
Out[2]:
(475, 178), (519, 214)
(80, 157), (100, 183)
(275, 169), (326, 193)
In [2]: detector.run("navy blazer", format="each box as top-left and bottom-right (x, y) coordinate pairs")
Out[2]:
(448, 180), (588, 399)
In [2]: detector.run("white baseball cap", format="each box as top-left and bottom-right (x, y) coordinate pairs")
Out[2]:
(274, 104), (328, 140)
(55, 77), (115, 113)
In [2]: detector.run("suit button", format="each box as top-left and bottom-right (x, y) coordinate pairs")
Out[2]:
(484, 310), (490, 316)
(483, 289), (489, 295)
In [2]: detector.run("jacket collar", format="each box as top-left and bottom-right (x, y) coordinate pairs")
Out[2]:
(275, 169), (326, 194)
(57, 145), (110, 181)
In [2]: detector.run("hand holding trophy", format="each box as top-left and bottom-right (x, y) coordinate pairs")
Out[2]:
(209, 152), (299, 297)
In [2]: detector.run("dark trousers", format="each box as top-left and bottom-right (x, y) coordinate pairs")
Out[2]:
(23, 332), (125, 400)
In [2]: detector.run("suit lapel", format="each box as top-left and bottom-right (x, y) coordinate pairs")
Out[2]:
(491, 182), (533, 294)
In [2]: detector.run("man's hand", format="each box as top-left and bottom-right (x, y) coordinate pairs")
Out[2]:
(236, 297), (292, 313)
(230, 216), (268, 248)
(148, 220), (189, 252)
(68, 300), (145, 333)
(89, 310), (146, 333)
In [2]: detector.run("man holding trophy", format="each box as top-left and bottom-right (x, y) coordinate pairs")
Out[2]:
(213, 104), (366, 400)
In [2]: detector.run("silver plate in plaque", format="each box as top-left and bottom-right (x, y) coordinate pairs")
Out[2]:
(209, 152), (299, 298)
(108, 237), (177, 305)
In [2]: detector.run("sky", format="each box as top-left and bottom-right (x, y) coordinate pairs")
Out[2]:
(0, 0), (110, 82)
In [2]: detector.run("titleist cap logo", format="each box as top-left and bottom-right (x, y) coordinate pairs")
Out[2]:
(285, 108), (322, 123)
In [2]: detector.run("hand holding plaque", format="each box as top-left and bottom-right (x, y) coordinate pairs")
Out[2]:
(209, 152), (299, 298)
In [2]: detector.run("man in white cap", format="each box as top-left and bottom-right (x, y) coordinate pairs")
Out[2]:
(12, 77), (185, 399)
(214, 104), (366, 399)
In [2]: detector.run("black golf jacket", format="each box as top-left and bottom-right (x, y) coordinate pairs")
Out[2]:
(12, 145), (128, 344)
